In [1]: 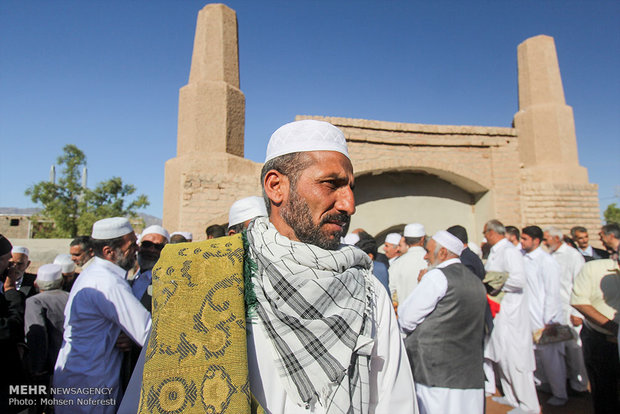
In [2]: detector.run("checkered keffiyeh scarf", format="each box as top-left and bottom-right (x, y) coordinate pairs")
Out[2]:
(246, 217), (376, 413)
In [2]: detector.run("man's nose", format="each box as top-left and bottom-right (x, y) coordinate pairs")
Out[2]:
(336, 186), (355, 216)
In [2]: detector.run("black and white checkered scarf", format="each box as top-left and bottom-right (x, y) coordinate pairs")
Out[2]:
(247, 217), (376, 413)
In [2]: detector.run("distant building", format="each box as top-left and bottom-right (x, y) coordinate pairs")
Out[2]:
(0, 214), (34, 239)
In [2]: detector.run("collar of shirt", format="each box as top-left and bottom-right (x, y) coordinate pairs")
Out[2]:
(578, 245), (593, 256)
(524, 246), (545, 260)
(491, 237), (510, 253)
(434, 257), (461, 269)
(91, 256), (129, 280)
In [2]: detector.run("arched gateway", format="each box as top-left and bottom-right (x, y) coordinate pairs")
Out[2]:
(163, 4), (601, 244)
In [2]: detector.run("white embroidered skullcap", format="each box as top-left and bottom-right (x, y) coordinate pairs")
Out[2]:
(228, 196), (268, 227)
(171, 231), (193, 240)
(265, 120), (349, 163)
(343, 233), (360, 245)
(432, 230), (465, 256)
(385, 233), (402, 245)
(11, 246), (29, 256)
(53, 254), (75, 273)
(91, 217), (134, 240)
(36, 263), (63, 282)
(403, 223), (425, 238)
(139, 225), (170, 243)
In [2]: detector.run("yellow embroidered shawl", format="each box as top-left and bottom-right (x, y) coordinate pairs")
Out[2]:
(138, 234), (260, 413)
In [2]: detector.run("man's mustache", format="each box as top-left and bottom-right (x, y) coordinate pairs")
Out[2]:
(321, 213), (350, 227)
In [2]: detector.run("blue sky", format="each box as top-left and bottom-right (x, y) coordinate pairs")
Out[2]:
(1, 0), (618, 219)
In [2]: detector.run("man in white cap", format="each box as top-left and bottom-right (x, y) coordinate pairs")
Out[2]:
(54, 217), (151, 413)
(227, 195), (268, 235)
(8, 246), (38, 298)
(542, 226), (589, 394)
(132, 225), (170, 312)
(124, 120), (416, 414)
(383, 232), (402, 265)
(54, 253), (79, 291)
(388, 223), (428, 312)
(24, 263), (70, 410)
(399, 230), (487, 414)
(169, 231), (193, 244)
(482, 220), (539, 414)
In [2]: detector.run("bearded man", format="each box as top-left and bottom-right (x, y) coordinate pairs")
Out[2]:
(121, 120), (416, 414)
(53, 217), (152, 413)
(400, 230), (486, 414)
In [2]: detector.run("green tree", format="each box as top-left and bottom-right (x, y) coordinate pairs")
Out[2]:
(604, 203), (620, 225)
(26, 145), (149, 238)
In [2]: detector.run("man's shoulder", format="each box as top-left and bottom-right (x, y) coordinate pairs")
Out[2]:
(22, 272), (36, 285)
(593, 247), (610, 258)
(581, 258), (617, 275)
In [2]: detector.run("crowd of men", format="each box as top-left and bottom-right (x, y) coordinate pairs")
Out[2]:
(1, 119), (619, 414)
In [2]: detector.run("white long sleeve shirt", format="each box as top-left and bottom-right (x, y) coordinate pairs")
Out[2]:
(523, 246), (563, 331)
(53, 257), (152, 413)
(388, 246), (427, 308)
(550, 243), (585, 324)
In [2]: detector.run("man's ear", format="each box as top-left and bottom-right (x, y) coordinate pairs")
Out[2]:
(101, 245), (114, 261)
(263, 170), (289, 208)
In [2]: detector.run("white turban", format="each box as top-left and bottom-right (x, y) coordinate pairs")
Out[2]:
(404, 223), (425, 238)
(265, 120), (349, 163)
(432, 230), (465, 256)
(343, 233), (360, 245)
(11, 246), (29, 256)
(171, 231), (193, 241)
(92, 217), (134, 240)
(385, 233), (402, 245)
(228, 196), (268, 227)
(139, 225), (170, 243)
(54, 254), (75, 273)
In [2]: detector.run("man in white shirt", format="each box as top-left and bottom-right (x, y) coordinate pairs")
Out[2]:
(122, 120), (417, 414)
(543, 226), (588, 393)
(388, 223), (428, 312)
(54, 217), (152, 413)
(400, 230), (486, 414)
(483, 220), (540, 414)
(521, 226), (566, 406)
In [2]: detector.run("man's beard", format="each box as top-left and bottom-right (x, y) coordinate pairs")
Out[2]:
(137, 253), (158, 272)
(280, 188), (350, 250)
(114, 248), (137, 271)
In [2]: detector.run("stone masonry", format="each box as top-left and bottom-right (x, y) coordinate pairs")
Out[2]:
(163, 4), (601, 244)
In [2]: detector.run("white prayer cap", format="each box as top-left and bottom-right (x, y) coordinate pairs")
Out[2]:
(11, 246), (29, 256)
(432, 230), (465, 256)
(36, 263), (63, 282)
(139, 225), (170, 243)
(403, 223), (425, 238)
(171, 231), (193, 241)
(343, 233), (360, 245)
(385, 233), (402, 245)
(228, 196), (268, 227)
(91, 217), (134, 240)
(53, 254), (75, 273)
(265, 120), (349, 163)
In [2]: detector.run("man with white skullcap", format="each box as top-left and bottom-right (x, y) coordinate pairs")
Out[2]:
(383, 232), (402, 265)
(132, 225), (170, 312)
(54, 253), (79, 291)
(8, 246), (38, 298)
(122, 120), (416, 414)
(24, 263), (70, 410)
(399, 230), (487, 414)
(227, 196), (268, 235)
(54, 217), (151, 413)
(170, 231), (193, 243)
(388, 224), (428, 313)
